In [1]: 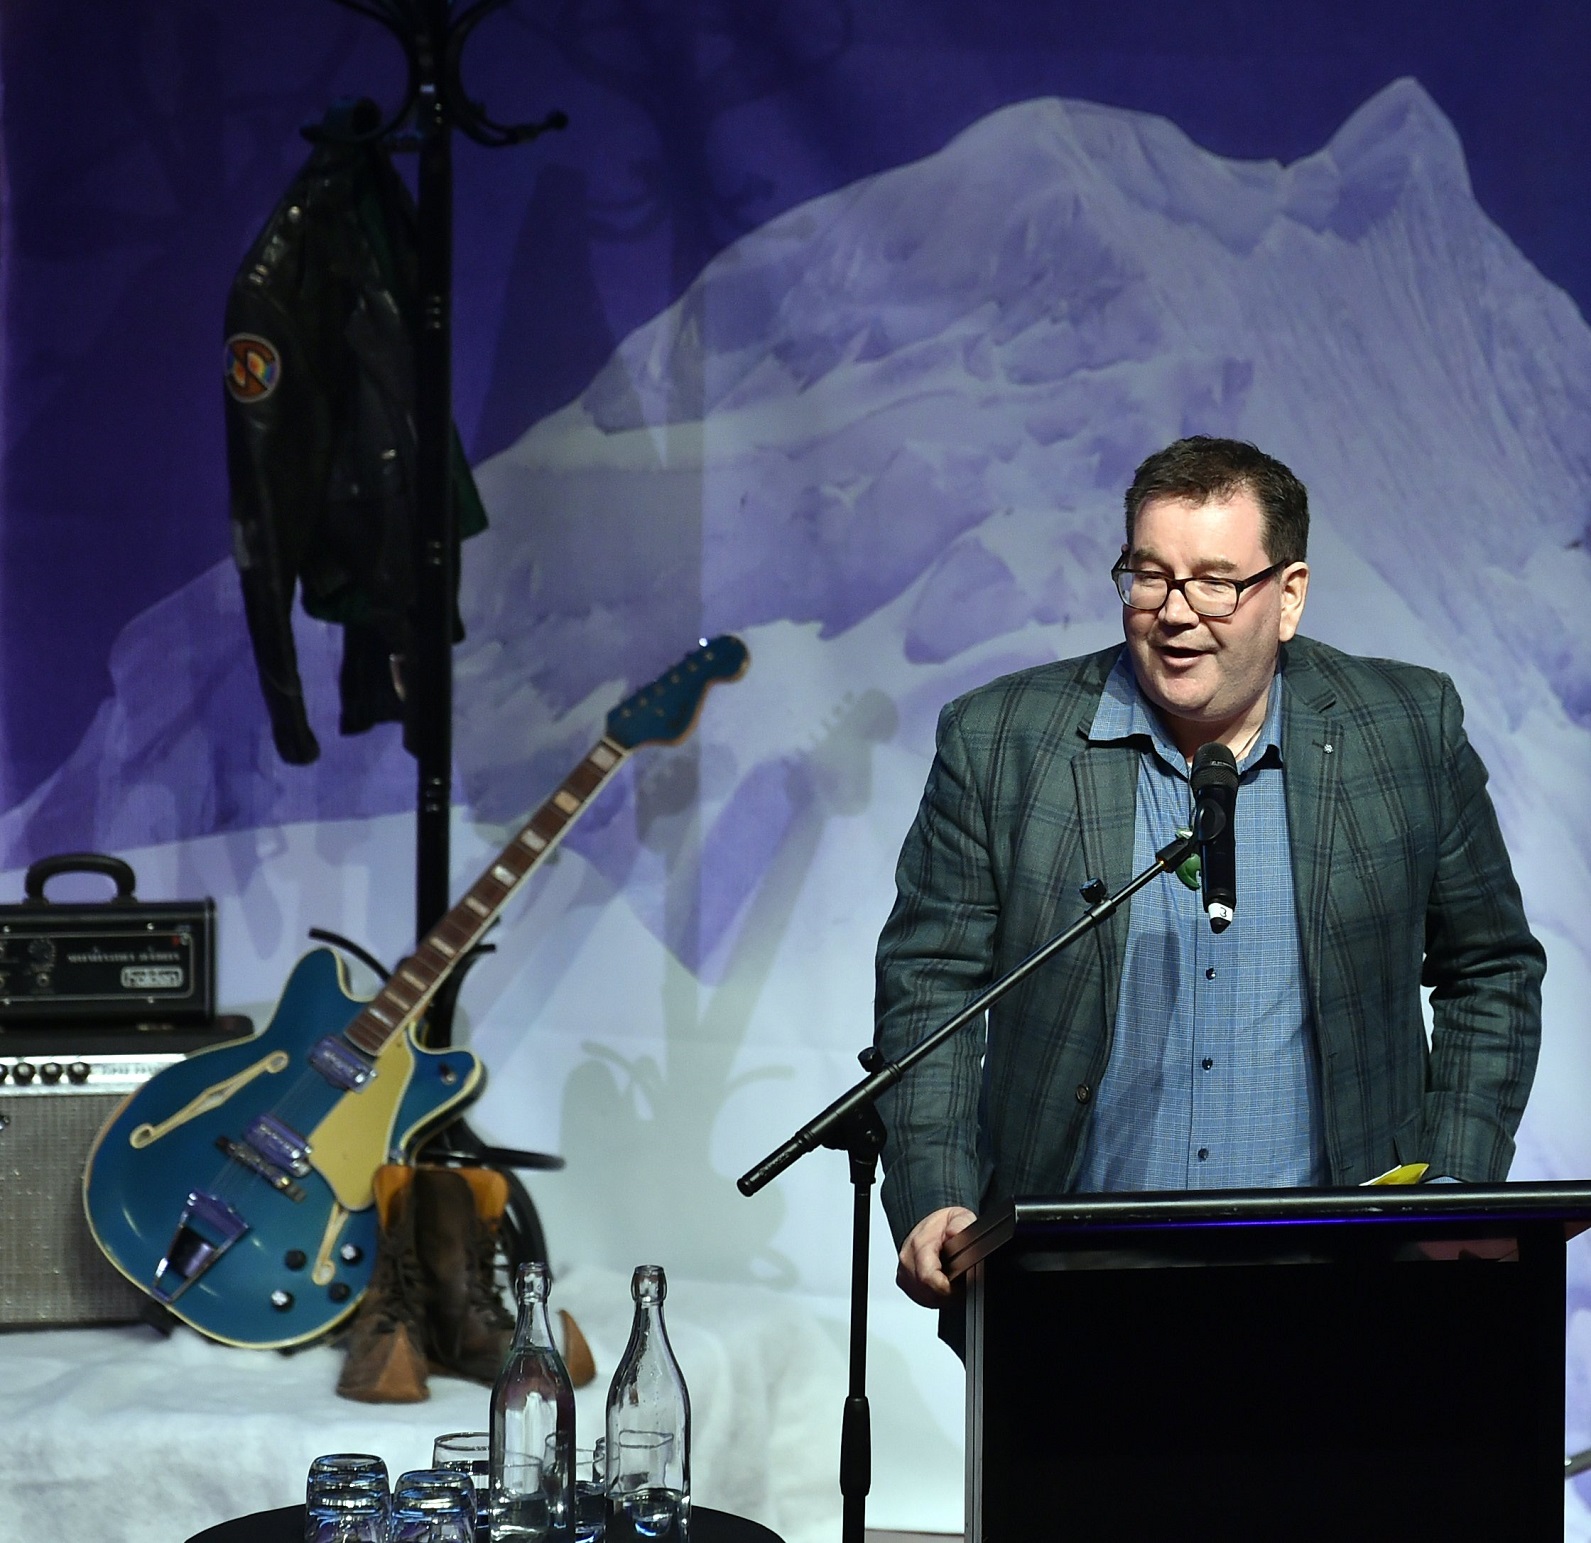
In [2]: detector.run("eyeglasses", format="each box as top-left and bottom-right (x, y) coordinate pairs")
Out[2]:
(1111, 560), (1282, 619)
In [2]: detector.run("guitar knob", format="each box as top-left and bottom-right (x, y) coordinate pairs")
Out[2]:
(283, 1250), (307, 1271)
(270, 1290), (294, 1311)
(328, 1282), (352, 1303)
(338, 1243), (364, 1265)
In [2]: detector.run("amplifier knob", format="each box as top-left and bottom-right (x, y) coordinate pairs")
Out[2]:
(27, 938), (54, 966)
(0, 1064), (8, 1083)
(39, 1062), (62, 1083)
(67, 1062), (90, 1084)
(11, 1062), (35, 1084)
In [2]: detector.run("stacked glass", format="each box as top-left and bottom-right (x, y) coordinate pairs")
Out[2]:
(390, 1468), (477, 1543)
(304, 1454), (391, 1543)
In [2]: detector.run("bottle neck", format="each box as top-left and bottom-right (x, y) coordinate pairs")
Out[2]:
(512, 1278), (557, 1354)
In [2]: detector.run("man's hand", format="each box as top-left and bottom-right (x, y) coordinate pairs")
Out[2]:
(896, 1205), (978, 1307)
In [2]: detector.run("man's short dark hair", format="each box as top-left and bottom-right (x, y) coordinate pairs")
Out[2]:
(1124, 436), (1309, 565)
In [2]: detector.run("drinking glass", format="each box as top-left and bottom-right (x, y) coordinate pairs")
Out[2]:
(433, 1431), (490, 1486)
(492, 1455), (550, 1542)
(564, 1438), (606, 1542)
(607, 1432), (682, 1543)
(303, 1490), (386, 1543)
(392, 1470), (476, 1543)
(434, 1431), (492, 1539)
(305, 1454), (390, 1543)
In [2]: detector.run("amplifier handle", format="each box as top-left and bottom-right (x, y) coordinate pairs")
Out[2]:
(24, 852), (138, 905)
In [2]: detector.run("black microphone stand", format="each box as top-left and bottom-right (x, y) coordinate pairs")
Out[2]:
(738, 829), (1199, 1543)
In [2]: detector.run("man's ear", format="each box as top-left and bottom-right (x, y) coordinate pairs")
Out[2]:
(1277, 561), (1310, 642)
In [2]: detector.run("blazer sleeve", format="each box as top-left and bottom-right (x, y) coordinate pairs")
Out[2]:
(1419, 674), (1544, 1180)
(873, 699), (1000, 1248)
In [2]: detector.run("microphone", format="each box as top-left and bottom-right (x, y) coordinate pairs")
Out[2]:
(1190, 742), (1239, 933)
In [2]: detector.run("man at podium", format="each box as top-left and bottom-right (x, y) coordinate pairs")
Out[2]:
(873, 435), (1544, 1313)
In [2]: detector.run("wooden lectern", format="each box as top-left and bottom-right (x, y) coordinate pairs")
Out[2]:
(943, 1182), (1591, 1539)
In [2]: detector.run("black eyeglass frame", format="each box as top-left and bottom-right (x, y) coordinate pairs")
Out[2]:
(1110, 559), (1284, 618)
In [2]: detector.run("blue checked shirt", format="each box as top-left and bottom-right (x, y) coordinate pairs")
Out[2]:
(1076, 654), (1327, 1191)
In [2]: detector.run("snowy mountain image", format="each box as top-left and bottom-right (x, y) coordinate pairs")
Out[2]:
(4, 77), (1590, 1529)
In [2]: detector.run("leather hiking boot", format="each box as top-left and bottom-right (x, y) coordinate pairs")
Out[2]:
(336, 1164), (430, 1403)
(415, 1165), (516, 1383)
(415, 1165), (597, 1388)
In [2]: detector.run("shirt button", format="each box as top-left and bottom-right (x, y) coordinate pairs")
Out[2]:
(1205, 966), (1216, 980)
(1197, 1147), (1209, 1161)
(1202, 1057), (1213, 1071)
(1075, 1083), (1092, 1104)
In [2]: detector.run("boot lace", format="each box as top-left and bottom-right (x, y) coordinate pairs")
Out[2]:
(469, 1225), (515, 1331)
(366, 1223), (428, 1333)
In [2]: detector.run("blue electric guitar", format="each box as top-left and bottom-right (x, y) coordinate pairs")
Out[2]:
(83, 636), (749, 1349)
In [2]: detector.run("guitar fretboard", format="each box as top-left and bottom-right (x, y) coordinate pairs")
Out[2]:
(343, 735), (630, 1058)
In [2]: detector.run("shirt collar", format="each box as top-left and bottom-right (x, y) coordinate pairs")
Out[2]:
(1087, 646), (1286, 776)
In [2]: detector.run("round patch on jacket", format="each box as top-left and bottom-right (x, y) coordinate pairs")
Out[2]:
(224, 334), (281, 402)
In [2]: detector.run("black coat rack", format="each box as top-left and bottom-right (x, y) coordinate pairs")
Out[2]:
(317, 0), (565, 956)
(314, 0), (568, 1259)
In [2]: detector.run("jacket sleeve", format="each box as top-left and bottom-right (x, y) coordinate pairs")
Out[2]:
(873, 700), (999, 1248)
(224, 279), (332, 766)
(1418, 675), (1544, 1180)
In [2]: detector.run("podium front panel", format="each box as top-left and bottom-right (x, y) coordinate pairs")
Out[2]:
(958, 1186), (1591, 1540)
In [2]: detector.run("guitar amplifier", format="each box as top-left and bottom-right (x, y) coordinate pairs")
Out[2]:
(0, 853), (215, 1028)
(0, 1020), (251, 1328)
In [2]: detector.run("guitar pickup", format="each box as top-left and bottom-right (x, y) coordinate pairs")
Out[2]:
(216, 1134), (306, 1201)
(152, 1190), (249, 1304)
(309, 1035), (375, 1091)
(243, 1113), (312, 1177)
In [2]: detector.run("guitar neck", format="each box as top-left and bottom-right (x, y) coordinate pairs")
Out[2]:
(343, 734), (631, 1057)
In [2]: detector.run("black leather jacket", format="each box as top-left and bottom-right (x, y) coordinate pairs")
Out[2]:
(224, 119), (486, 765)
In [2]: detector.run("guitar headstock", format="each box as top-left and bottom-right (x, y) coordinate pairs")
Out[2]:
(606, 635), (750, 749)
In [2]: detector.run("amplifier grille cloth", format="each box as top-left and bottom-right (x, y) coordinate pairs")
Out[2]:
(0, 1091), (147, 1327)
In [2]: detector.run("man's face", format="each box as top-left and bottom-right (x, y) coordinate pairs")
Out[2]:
(1121, 488), (1309, 756)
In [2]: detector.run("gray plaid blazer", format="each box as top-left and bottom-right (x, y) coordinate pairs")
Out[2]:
(873, 635), (1545, 1247)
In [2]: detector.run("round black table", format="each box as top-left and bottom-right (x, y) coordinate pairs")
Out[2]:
(187, 1503), (785, 1542)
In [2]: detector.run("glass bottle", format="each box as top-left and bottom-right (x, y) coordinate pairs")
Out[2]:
(491, 1262), (576, 1542)
(605, 1265), (691, 1543)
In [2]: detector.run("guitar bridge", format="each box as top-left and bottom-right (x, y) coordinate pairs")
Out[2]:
(152, 1190), (249, 1304)
(216, 1134), (307, 1201)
